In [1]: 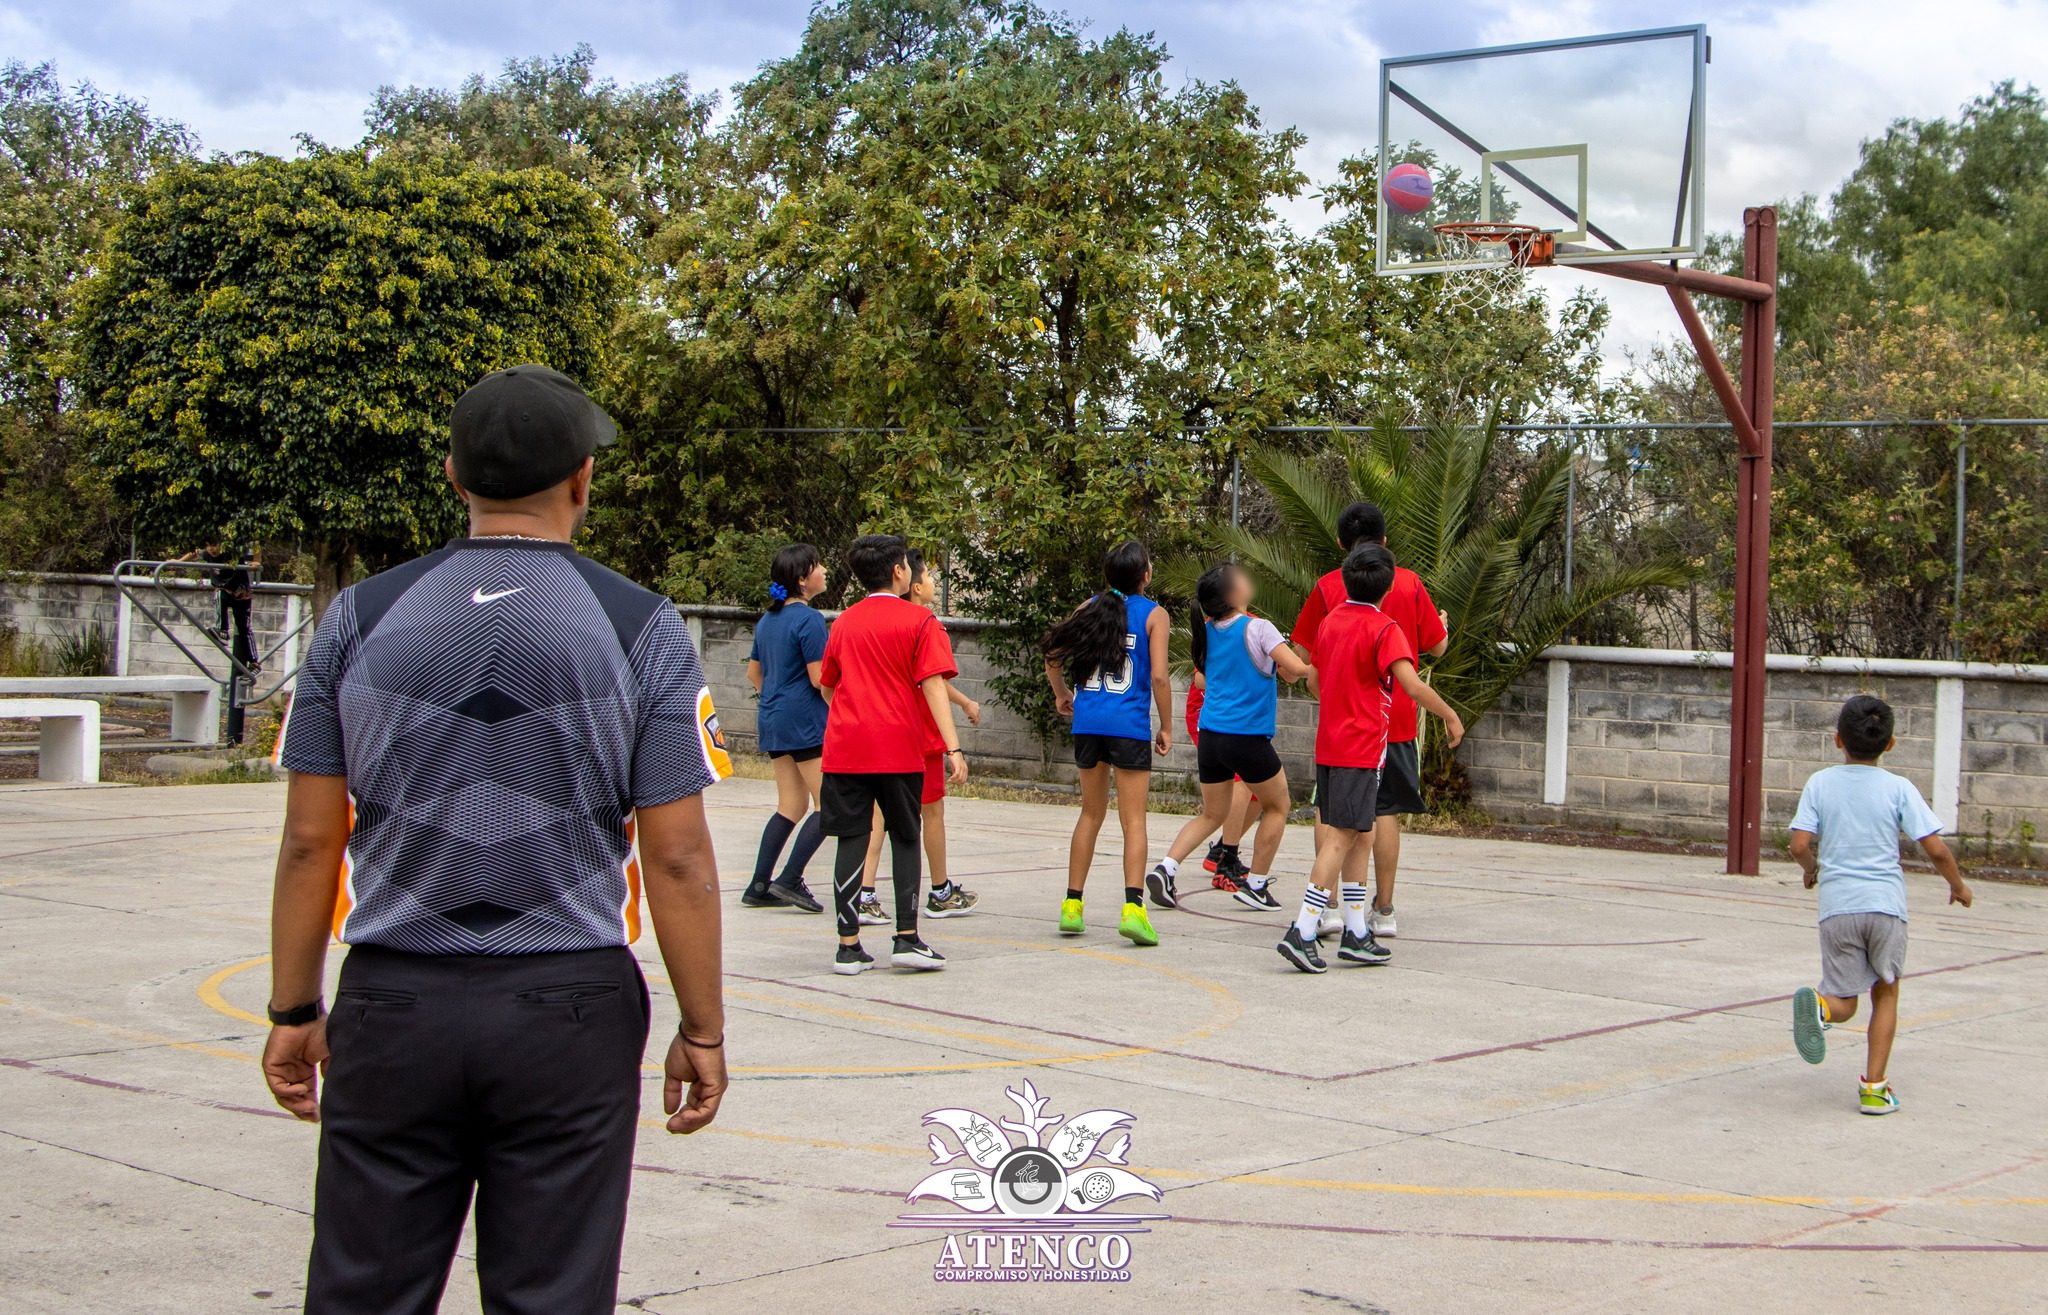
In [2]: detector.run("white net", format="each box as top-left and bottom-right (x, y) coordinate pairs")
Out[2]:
(1431, 224), (1542, 314)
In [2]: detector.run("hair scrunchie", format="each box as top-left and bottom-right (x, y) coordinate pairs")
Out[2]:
(1108, 588), (1125, 600)
(768, 581), (789, 602)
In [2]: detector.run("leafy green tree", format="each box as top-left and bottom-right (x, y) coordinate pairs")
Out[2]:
(0, 62), (193, 570)
(74, 152), (626, 610)
(360, 45), (716, 255)
(1174, 408), (1688, 800)
(636, 0), (1314, 723)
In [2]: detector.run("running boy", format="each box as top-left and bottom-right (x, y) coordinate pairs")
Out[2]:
(1281, 544), (1463, 973)
(1292, 501), (1447, 938)
(819, 534), (967, 975)
(1788, 694), (1973, 1114)
(856, 548), (980, 922)
(1042, 541), (1172, 946)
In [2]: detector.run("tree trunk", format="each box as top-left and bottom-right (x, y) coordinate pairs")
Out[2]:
(311, 538), (351, 622)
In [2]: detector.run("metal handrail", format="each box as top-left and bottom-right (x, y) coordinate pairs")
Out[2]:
(112, 558), (314, 709)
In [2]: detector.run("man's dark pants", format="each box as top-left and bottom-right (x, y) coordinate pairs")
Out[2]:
(306, 944), (649, 1315)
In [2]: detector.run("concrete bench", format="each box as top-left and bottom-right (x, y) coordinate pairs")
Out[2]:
(0, 698), (102, 783)
(0, 676), (219, 744)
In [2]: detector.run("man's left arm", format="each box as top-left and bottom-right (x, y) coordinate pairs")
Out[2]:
(262, 771), (350, 1122)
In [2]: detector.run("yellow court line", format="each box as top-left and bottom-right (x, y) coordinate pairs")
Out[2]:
(198, 956), (272, 1027)
(726, 986), (1068, 1055)
(0, 995), (256, 1065)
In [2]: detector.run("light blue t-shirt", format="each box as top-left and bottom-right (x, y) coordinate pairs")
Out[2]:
(1789, 764), (1943, 924)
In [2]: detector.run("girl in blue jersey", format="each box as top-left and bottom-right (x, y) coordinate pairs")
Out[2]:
(742, 543), (830, 912)
(1147, 562), (1311, 912)
(1042, 541), (1172, 947)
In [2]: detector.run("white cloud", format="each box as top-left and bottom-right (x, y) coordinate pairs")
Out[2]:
(6, 0), (2037, 371)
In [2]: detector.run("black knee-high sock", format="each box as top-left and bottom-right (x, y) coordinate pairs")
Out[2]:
(779, 813), (824, 885)
(890, 825), (922, 938)
(832, 836), (867, 939)
(751, 814), (797, 891)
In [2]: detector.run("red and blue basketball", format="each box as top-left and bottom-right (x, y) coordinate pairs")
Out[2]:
(1383, 162), (1433, 214)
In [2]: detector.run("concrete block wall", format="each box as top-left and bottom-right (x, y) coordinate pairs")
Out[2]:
(1468, 653), (2046, 846)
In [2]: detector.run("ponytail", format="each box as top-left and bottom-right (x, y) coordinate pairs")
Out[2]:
(1042, 541), (1152, 690)
(1188, 563), (1239, 675)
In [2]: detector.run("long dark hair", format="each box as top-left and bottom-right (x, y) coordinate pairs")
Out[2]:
(1187, 562), (1241, 674)
(1041, 541), (1150, 690)
(768, 543), (822, 613)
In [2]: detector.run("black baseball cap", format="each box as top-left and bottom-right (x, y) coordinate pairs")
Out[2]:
(449, 364), (617, 499)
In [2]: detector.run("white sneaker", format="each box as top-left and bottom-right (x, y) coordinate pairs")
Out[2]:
(1317, 910), (1344, 941)
(1369, 906), (1398, 938)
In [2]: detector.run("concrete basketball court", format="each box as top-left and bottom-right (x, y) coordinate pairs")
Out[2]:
(3, 775), (2044, 1314)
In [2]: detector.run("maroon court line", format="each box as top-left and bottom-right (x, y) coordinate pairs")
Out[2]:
(0, 1055), (296, 1121)
(732, 947), (2044, 1086)
(1168, 1212), (2048, 1253)
(1170, 892), (1707, 946)
(1325, 946), (2048, 1081)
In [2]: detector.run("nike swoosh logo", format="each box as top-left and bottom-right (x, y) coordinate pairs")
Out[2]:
(472, 586), (524, 604)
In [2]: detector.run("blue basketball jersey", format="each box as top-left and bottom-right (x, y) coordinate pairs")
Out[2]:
(1072, 594), (1156, 741)
(1197, 614), (1279, 737)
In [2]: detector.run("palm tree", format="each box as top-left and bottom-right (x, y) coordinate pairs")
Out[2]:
(1170, 407), (1690, 797)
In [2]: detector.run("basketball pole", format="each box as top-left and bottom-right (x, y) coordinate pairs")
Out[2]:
(1590, 206), (1778, 875)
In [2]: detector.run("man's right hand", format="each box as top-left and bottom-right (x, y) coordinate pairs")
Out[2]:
(663, 1031), (728, 1134)
(262, 1019), (329, 1123)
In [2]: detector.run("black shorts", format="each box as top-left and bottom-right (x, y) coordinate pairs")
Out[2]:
(1316, 765), (1381, 831)
(769, 744), (823, 763)
(820, 771), (923, 839)
(1073, 733), (1151, 772)
(1197, 730), (1282, 786)
(1376, 739), (1426, 815)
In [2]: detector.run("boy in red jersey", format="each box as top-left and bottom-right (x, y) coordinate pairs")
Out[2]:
(1281, 544), (1464, 974)
(819, 534), (967, 975)
(1292, 501), (1448, 938)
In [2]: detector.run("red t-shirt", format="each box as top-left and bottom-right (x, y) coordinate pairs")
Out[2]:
(1292, 564), (1444, 743)
(1312, 601), (1415, 769)
(820, 593), (958, 774)
(1184, 681), (1203, 742)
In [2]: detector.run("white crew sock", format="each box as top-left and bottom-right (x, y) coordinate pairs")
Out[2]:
(1293, 885), (1330, 939)
(1342, 882), (1369, 936)
(1156, 856), (1178, 878)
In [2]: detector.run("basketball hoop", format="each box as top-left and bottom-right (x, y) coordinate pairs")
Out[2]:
(1430, 222), (1554, 312)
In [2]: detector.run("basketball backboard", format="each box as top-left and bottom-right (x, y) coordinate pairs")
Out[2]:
(1375, 25), (1707, 275)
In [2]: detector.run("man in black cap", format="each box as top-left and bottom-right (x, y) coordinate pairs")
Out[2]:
(261, 364), (731, 1314)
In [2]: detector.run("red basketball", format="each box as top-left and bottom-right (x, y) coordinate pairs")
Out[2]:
(1383, 162), (1433, 214)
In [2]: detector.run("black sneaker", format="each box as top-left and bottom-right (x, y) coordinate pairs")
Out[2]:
(767, 878), (824, 913)
(1338, 929), (1393, 965)
(1201, 841), (1226, 874)
(1144, 863), (1179, 910)
(891, 937), (947, 971)
(833, 943), (875, 976)
(740, 884), (779, 908)
(1232, 877), (1282, 911)
(1277, 926), (1327, 974)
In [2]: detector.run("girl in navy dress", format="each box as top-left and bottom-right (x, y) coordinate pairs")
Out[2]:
(742, 543), (831, 910)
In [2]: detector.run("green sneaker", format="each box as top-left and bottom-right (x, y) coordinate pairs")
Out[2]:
(1858, 1080), (1900, 1116)
(1792, 987), (1828, 1065)
(1059, 897), (1085, 936)
(1119, 902), (1158, 947)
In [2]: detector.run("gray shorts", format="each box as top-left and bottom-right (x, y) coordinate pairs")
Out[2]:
(1819, 912), (1907, 998)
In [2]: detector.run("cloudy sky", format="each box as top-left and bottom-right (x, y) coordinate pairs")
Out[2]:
(6, 0), (2040, 365)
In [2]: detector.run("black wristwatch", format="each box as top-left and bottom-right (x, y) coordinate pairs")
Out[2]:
(267, 998), (324, 1027)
